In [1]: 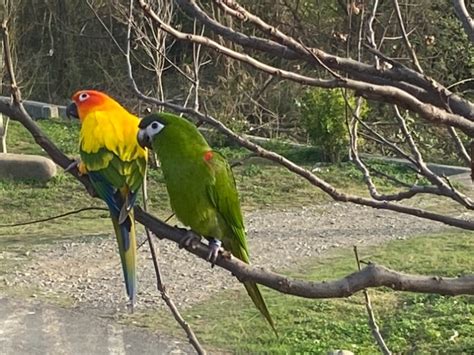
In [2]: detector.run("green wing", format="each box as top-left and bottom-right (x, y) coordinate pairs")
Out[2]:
(81, 148), (146, 192)
(206, 151), (276, 333)
(206, 151), (249, 261)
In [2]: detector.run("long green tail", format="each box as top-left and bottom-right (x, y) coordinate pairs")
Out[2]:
(111, 210), (137, 305)
(228, 239), (277, 335)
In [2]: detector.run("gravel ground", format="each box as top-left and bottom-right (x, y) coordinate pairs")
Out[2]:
(2, 201), (459, 316)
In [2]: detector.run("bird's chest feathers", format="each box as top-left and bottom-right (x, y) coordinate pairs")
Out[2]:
(80, 111), (139, 161)
(160, 148), (220, 233)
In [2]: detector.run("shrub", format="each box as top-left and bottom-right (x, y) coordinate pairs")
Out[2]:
(298, 88), (369, 162)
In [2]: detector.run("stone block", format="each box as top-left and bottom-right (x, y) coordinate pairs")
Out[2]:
(0, 153), (57, 181)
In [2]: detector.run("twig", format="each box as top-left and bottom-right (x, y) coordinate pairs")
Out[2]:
(0, 207), (108, 228)
(393, 106), (473, 208)
(137, 213), (175, 250)
(354, 246), (392, 355)
(447, 126), (471, 167)
(447, 77), (474, 90)
(392, 0), (423, 73)
(141, 172), (206, 354)
(344, 94), (460, 203)
(132, 1), (204, 351)
(1, 18), (21, 103)
(366, 0), (381, 69)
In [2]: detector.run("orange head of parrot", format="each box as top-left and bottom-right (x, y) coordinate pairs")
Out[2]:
(66, 90), (119, 121)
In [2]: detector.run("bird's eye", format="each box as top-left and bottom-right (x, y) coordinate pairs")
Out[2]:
(78, 93), (89, 102)
(146, 120), (164, 138)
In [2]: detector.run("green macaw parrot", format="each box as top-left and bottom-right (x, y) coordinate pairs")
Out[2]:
(137, 112), (276, 333)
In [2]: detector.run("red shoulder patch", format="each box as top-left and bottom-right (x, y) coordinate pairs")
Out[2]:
(203, 150), (213, 161)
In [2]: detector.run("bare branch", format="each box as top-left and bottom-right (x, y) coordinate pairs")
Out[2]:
(136, 207), (474, 297)
(366, 0), (381, 69)
(180, 0), (474, 120)
(139, 0), (474, 136)
(141, 173), (206, 354)
(393, 106), (473, 208)
(354, 246), (392, 355)
(392, 0), (423, 73)
(447, 126), (471, 166)
(453, 0), (474, 43)
(121, 13), (474, 229)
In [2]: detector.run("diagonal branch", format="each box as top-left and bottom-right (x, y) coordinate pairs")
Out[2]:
(139, 0), (474, 136)
(122, 58), (474, 228)
(120, 5), (474, 230)
(393, 106), (473, 208)
(392, 0), (423, 73)
(180, 0), (474, 120)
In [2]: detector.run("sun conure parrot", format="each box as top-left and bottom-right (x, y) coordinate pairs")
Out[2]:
(137, 112), (276, 333)
(66, 90), (147, 307)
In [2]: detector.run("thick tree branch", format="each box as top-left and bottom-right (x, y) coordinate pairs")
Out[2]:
(5, 90), (472, 299)
(2, 89), (474, 302)
(175, 0), (474, 121)
(139, 0), (474, 136)
(135, 207), (474, 298)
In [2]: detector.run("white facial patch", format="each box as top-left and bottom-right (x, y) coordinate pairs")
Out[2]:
(146, 120), (165, 139)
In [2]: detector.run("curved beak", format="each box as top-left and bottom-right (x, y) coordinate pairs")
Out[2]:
(137, 128), (152, 149)
(66, 102), (79, 119)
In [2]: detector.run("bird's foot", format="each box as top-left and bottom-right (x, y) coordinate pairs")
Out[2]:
(64, 158), (87, 175)
(206, 239), (222, 267)
(64, 158), (79, 172)
(178, 229), (200, 249)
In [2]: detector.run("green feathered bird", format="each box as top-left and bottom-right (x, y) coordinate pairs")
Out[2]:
(137, 112), (276, 333)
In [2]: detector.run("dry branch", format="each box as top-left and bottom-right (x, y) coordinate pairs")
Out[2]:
(139, 0), (474, 136)
(136, 207), (474, 298)
(175, 0), (474, 121)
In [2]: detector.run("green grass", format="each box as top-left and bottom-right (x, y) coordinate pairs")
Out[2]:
(124, 232), (474, 354)
(7, 118), (81, 156)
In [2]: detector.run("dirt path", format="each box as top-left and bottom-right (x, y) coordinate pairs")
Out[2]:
(2, 201), (460, 315)
(0, 296), (192, 355)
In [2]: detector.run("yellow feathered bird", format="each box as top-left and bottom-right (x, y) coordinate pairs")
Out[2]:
(66, 90), (147, 307)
